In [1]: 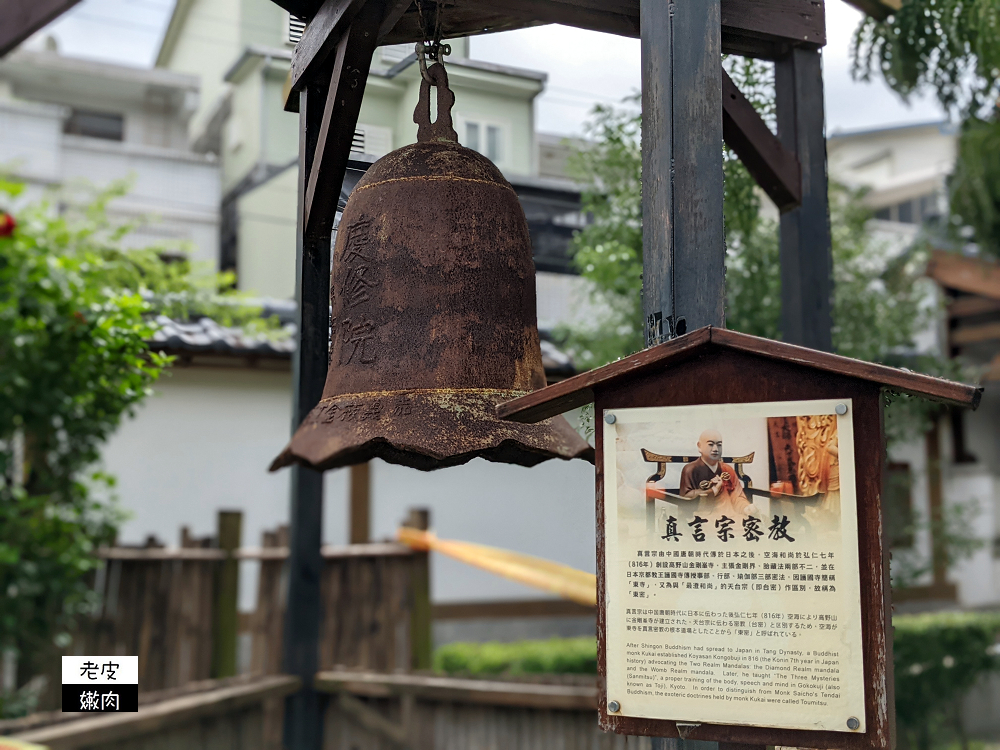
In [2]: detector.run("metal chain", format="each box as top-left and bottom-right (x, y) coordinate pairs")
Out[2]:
(414, 0), (450, 82)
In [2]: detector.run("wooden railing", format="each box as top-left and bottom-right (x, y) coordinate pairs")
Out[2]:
(3, 675), (299, 750)
(316, 670), (631, 750)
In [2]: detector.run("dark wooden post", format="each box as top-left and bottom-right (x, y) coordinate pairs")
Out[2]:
(283, 3), (385, 747)
(776, 48), (834, 352)
(283, 77), (332, 750)
(402, 508), (433, 671)
(925, 420), (950, 590)
(349, 463), (371, 544)
(641, 0), (725, 344)
(211, 509), (242, 678)
(642, 4), (758, 750)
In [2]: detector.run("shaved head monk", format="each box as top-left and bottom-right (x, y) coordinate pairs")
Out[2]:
(679, 429), (757, 520)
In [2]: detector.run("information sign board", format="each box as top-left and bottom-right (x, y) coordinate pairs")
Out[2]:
(603, 399), (864, 733)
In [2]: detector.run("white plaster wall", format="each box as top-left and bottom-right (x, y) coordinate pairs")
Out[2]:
(944, 468), (1000, 607)
(0, 96), (220, 268)
(101, 367), (294, 547)
(828, 124), (956, 192)
(61, 137), (220, 266)
(99, 366), (598, 610)
(366, 451), (596, 604)
(160, 0), (242, 135)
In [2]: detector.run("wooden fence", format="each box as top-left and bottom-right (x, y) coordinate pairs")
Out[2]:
(54, 512), (431, 703)
(239, 541), (431, 676)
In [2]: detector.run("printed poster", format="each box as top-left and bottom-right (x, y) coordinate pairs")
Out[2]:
(603, 399), (865, 733)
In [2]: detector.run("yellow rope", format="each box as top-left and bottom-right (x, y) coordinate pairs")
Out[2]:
(397, 527), (597, 607)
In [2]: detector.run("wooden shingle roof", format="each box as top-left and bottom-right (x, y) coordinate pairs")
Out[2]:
(498, 326), (982, 423)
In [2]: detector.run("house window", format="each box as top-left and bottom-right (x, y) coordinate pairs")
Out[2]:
(464, 122), (480, 152)
(351, 124), (393, 158)
(872, 193), (941, 225)
(287, 13), (306, 45)
(64, 109), (124, 141)
(486, 125), (502, 163)
(884, 462), (915, 549)
(458, 117), (507, 166)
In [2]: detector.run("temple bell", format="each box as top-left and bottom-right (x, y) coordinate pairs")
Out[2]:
(271, 63), (593, 472)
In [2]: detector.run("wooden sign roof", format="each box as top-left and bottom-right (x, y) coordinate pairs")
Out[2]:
(498, 326), (982, 423)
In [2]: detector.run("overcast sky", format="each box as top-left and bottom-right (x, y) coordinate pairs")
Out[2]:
(35, 0), (946, 136)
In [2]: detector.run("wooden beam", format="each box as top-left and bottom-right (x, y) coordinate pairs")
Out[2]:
(12, 676), (300, 749)
(721, 67), (801, 212)
(776, 47), (834, 351)
(927, 249), (1000, 301)
(401, 509), (432, 671)
(376, 0), (412, 41)
(947, 295), (1000, 318)
(290, 0), (368, 93)
(316, 670), (599, 711)
(283, 70), (333, 750)
(302, 0), (384, 239)
(376, 0), (825, 58)
(474, 0), (639, 37)
(336, 692), (410, 747)
(719, 0), (825, 58)
(211, 510), (242, 679)
(0, 0), (82, 57)
(433, 598), (595, 620)
(495, 326), (982, 424)
(950, 321), (1000, 346)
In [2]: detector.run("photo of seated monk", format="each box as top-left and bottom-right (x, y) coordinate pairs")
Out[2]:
(678, 429), (759, 521)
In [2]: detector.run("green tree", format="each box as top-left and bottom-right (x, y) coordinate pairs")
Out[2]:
(851, 0), (1000, 120)
(948, 115), (1000, 258)
(852, 1), (1000, 255)
(0, 179), (274, 715)
(561, 62), (936, 390)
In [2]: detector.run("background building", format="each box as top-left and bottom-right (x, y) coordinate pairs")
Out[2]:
(0, 46), (220, 264)
(829, 121), (1000, 610)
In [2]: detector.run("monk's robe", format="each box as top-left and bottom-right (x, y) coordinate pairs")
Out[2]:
(679, 459), (757, 521)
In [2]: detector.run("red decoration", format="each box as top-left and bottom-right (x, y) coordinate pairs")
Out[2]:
(0, 213), (15, 237)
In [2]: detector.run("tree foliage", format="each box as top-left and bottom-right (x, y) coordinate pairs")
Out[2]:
(948, 115), (1000, 257)
(851, 0), (1000, 119)
(851, 1), (1000, 254)
(893, 611), (1000, 750)
(561, 62), (937, 398)
(0, 179), (273, 713)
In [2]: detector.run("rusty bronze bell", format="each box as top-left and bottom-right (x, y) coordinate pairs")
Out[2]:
(271, 63), (592, 472)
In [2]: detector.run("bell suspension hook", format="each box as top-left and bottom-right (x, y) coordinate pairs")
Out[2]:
(413, 58), (457, 143)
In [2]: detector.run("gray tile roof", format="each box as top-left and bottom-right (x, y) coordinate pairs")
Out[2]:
(146, 307), (578, 378)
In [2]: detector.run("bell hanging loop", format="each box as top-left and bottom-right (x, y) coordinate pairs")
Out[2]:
(413, 62), (457, 143)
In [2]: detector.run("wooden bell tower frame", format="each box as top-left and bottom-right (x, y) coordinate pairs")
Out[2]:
(266, 0), (839, 747)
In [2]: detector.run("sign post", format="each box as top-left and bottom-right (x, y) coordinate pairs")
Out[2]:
(498, 326), (981, 749)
